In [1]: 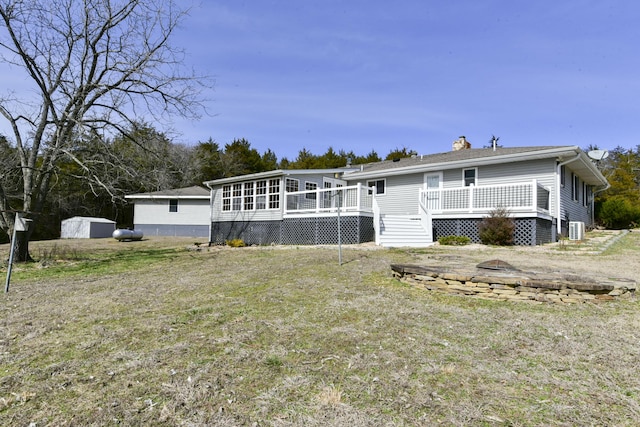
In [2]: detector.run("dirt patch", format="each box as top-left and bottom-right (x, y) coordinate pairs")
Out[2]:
(404, 229), (639, 286)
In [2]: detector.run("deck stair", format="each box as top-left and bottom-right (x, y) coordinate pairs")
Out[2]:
(378, 215), (433, 248)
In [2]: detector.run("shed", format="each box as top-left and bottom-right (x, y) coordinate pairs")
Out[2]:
(60, 216), (116, 239)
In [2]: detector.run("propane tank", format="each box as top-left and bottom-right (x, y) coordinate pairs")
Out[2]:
(112, 229), (144, 241)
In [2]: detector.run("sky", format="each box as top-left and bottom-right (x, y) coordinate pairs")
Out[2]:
(3, 1), (640, 162)
(165, 0), (640, 161)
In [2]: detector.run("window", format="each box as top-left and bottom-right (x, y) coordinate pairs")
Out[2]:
(169, 199), (178, 213)
(560, 165), (566, 187)
(463, 168), (476, 186)
(256, 180), (267, 209)
(232, 183), (242, 211)
(367, 179), (385, 195)
(285, 178), (299, 210)
(222, 179), (280, 212)
(305, 181), (318, 199)
(572, 173), (579, 202)
(268, 178), (280, 209)
(243, 182), (254, 211)
(285, 178), (299, 193)
(222, 185), (231, 211)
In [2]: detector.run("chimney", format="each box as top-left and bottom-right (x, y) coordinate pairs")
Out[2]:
(452, 136), (471, 151)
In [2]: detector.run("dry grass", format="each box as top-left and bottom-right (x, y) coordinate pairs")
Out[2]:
(0, 232), (639, 426)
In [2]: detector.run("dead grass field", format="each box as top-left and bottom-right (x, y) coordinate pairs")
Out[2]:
(1, 230), (639, 426)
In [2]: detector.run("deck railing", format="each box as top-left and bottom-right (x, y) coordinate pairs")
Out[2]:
(419, 180), (550, 214)
(284, 180), (549, 217)
(284, 183), (373, 215)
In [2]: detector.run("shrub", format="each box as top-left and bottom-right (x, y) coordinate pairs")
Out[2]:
(597, 196), (640, 229)
(225, 238), (246, 248)
(437, 235), (471, 246)
(478, 207), (515, 245)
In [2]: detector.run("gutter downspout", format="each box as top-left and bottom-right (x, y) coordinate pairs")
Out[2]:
(556, 153), (581, 236)
(204, 182), (214, 246)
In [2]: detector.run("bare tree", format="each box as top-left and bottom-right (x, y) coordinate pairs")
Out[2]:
(0, 0), (207, 260)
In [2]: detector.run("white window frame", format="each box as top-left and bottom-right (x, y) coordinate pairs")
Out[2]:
(305, 181), (318, 200)
(169, 199), (178, 213)
(243, 182), (254, 211)
(256, 180), (267, 210)
(367, 179), (386, 195)
(268, 178), (280, 209)
(232, 183), (242, 211)
(222, 185), (231, 211)
(286, 178), (299, 210)
(285, 178), (299, 193)
(221, 179), (281, 212)
(463, 168), (477, 187)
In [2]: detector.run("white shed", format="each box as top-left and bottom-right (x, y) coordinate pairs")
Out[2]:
(60, 216), (116, 239)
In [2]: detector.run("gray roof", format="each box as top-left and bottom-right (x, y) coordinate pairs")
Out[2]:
(125, 185), (210, 199)
(343, 145), (608, 187)
(203, 168), (357, 186)
(356, 146), (569, 173)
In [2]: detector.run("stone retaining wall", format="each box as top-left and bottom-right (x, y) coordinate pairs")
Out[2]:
(391, 264), (634, 304)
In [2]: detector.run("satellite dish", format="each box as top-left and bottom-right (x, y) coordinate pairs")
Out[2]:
(587, 149), (609, 161)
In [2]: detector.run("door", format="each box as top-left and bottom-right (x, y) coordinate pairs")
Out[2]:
(423, 172), (442, 210)
(323, 177), (346, 209)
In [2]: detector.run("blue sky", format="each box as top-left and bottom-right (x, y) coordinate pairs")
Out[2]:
(169, 0), (639, 161)
(2, 1), (637, 162)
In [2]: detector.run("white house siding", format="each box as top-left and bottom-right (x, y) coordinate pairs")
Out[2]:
(133, 198), (210, 237)
(560, 167), (592, 225)
(442, 169), (462, 188)
(475, 158), (555, 186)
(351, 173), (423, 216)
(133, 199), (210, 226)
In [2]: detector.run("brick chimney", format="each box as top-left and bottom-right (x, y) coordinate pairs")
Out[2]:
(452, 136), (471, 151)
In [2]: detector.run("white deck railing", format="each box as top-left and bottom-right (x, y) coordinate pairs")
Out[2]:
(284, 183), (373, 215)
(419, 180), (550, 214)
(284, 180), (549, 217)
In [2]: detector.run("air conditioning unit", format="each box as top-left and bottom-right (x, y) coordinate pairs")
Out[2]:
(568, 221), (585, 241)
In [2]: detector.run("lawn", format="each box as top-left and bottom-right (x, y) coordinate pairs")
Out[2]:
(1, 235), (639, 426)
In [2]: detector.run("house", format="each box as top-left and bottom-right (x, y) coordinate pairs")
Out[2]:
(125, 186), (211, 238)
(203, 140), (609, 247)
(60, 216), (116, 239)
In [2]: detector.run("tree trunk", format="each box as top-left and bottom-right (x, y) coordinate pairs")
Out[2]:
(14, 231), (33, 263)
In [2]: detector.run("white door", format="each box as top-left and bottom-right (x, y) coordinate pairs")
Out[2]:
(323, 177), (346, 209)
(423, 172), (442, 210)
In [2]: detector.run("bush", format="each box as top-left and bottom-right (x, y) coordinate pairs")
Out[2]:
(478, 207), (515, 245)
(597, 196), (640, 229)
(225, 238), (246, 248)
(437, 235), (471, 246)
